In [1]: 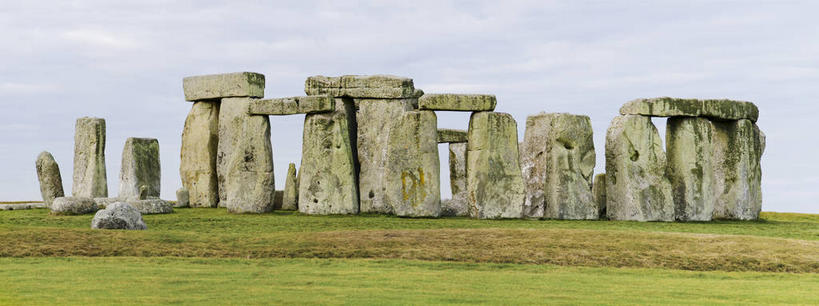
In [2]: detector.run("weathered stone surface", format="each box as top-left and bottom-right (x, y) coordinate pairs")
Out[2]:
(0, 203), (46, 211)
(175, 188), (190, 208)
(520, 113), (596, 220)
(183, 72), (265, 101)
(419, 94), (497, 112)
(91, 202), (147, 230)
(466, 112), (525, 219)
(305, 75), (417, 99)
(712, 119), (765, 220)
(299, 98), (359, 215)
(118, 138), (160, 201)
(667, 117), (715, 221)
(248, 95), (335, 115)
(592, 173), (607, 219)
(619, 97), (759, 122)
(180, 101), (219, 208)
(437, 128), (468, 143)
(605, 115), (674, 221)
(282, 163), (299, 210)
(51, 197), (98, 215)
(385, 111), (441, 217)
(93, 197), (120, 209)
(273, 190), (284, 209)
(223, 98), (275, 214)
(357, 98), (417, 214)
(126, 199), (173, 214)
(72, 117), (108, 198)
(442, 142), (469, 217)
(217, 98), (250, 207)
(36, 151), (64, 207)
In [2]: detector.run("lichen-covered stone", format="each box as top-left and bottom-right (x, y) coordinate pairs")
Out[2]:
(248, 95), (335, 115)
(385, 111), (441, 217)
(520, 113), (596, 220)
(91, 202), (147, 230)
(592, 173), (606, 219)
(35, 151), (64, 207)
(619, 97), (759, 122)
(223, 98), (275, 214)
(357, 98), (417, 214)
(419, 94), (497, 112)
(183, 72), (265, 101)
(667, 117), (715, 221)
(299, 98), (359, 215)
(118, 138), (160, 201)
(73, 117), (107, 198)
(466, 112), (525, 219)
(180, 101), (220, 208)
(51, 197), (98, 215)
(126, 199), (173, 215)
(712, 119), (765, 220)
(605, 115), (674, 221)
(442, 142), (469, 217)
(282, 163), (299, 210)
(305, 75), (417, 99)
(93, 197), (120, 209)
(437, 128), (468, 143)
(217, 98), (251, 207)
(175, 188), (190, 208)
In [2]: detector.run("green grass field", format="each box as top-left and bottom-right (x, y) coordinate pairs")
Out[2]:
(0, 208), (817, 304)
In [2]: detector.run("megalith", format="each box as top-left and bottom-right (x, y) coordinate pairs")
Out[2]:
(72, 117), (108, 198)
(466, 112), (525, 219)
(712, 119), (765, 220)
(118, 138), (160, 201)
(442, 142), (469, 217)
(175, 188), (190, 208)
(51, 196), (98, 215)
(91, 202), (147, 230)
(605, 115), (674, 221)
(223, 98), (275, 213)
(385, 110), (441, 217)
(183, 72), (265, 101)
(35, 151), (64, 207)
(180, 100), (220, 208)
(592, 173), (606, 218)
(666, 117), (715, 221)
(282, 162), (299, 210)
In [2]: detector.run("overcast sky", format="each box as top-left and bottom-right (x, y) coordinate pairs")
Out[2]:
(1, 1), (816, 213)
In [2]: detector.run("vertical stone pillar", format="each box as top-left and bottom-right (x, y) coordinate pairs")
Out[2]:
(282, 162), (299, 210)
(180, 101), (220, 208)
(216, 98), (246, 207)
(73, 117), (107, 198)
(666, 117), (715, 221)
(385, 110), (440, 217)
(592, 173), (606, 218)
(712, 119), (765, 220)
(36, 151), (64, 207)
(442, 142), (468, 217)
(118, 137), (161, 201)
(222, 98), (275, 214)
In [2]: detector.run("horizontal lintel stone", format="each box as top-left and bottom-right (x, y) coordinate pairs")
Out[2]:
(304, 75), (418, 99)
(419, 94), (497, 112)
(248, 95), (335, 115)
(437, 128), (468, 143)
(183, 72), (265, 101)
(619, 97), (759, 122)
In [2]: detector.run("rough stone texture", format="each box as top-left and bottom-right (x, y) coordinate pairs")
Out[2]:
(183, 72), (265, 101)
(126, 199), (173, 215)
(419, 94), (497, 112)
(466, 112), (525, 219)
(0, 203), (47, 211)
(273, 190), (284, 209)
(437, 128), (468, 143)
(35, 151), (64, 207)
(118, 138), (160, 201)
(605, 115), (674, 221)
(299, 98), (360, 215)
(223, 98), (275, 214)
(180, 101), (220, 208)
(520, 113), (596, 220)
(592, 173), (607, 219)
(51, 197), (98, 215)
(442, 142), (469, 217)
(217, 98), (251, 207)
(248, 95), (335, 115)
(667, 117), (715, 221)
(91, 202), (147, 230)
(712, 119), (765, 220)
(305, 75), (417, 99)
(357, 98), (417, 214)
(619, 97), (759, 122)
(175, 188), (190, 208)
(385, 111), (441, 217)
(282, 163), (299, 210)
(72, 117), (108, 198)
(93, 197), (120, 209)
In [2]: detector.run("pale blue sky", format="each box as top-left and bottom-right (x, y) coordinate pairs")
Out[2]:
(1, 1), (816, 213)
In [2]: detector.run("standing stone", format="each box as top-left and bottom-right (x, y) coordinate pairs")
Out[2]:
(357, 98), (417, 214)
(180, 101), (220, 208)
(592, 173), (607, 219)
(35, 151), (64, 207)
(223, 98), (275, 213)
(72, 117), (107, 198)
(118, 138), (160, 201)
(175, 188), (190, 208)
(217, 98), (251, 207)
(466, 112), (525, 219)
(712, 119), (765, 220)
(282, 163), (299, 210)
(605, 115), (674, 221)
(520, 113), (597, 220)
(442, 142), (469, 217)
(299, 98), (359, 215)
(667, 117), (715, 221)
(385, 111), (441, 217)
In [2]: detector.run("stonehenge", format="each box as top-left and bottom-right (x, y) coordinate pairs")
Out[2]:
(72, 117), (108, 198)
(119, 138), (161, 201)
(35, 151), (64, 207)
(180, 100), (219, 208)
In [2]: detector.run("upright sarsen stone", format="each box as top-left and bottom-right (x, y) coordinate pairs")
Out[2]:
(223, 98), (275, 214)
(466, 112), (525, 219)
(666, 117), (715, 221)
(36, 151), (64, 207)
(217, 98), (251, 207)
(180, 101), (220, 208)
(712, 119), (765, 220)
(73, 117), (107, 198)
(385, 111), (440, 217)
(592, 173), (606, 218)
(605, 115), (673, 221)
(119, 138), (160, 201)
(442, 142), (469, 217)
(282, 163), (299, 211)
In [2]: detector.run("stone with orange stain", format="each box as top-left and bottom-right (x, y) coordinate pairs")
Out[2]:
(385, 110), (440, 217)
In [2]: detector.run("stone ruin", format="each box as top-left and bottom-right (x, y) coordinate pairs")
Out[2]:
(33, 71), (765, 222)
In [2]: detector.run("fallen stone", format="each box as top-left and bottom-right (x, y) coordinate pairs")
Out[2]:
(175, 188), (190, 208)
(712, 119), (765, 220)
(35, 151), (64, 207)
(223, 98), (275, 214)
(305, 75), (418, 99)
(118, 138), (161, 201)
(93, 197), (120, 209)
(385, 110), (441, 217)
(619, 97), (759, 122)
(126, 199), (173, 215)
(180, 101), (220, 208)
(466, 112), (525, 219)
(605, 115), (674, 221)
(667, 117), (715, 221)
(0, 203), (47, 211)
(248, 95), (335, 115)
(73, 117), (108, 198)
(183, 72), (265, 101)
(51, 197), (98, 215)
(91, 202), (147, 230)
(282, 163), (299, 210)
(520, 113), (597, 220)
(592, 173), (607, 219)
(419, 94), (497, 112)
(442, 142), (469, 217)
(437, 128), (468, 143)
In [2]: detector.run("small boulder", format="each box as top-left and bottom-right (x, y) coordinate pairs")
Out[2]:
(50, 197), (98, 215)
(91, 202), (147, 230)
(175, 188), (190, 208)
